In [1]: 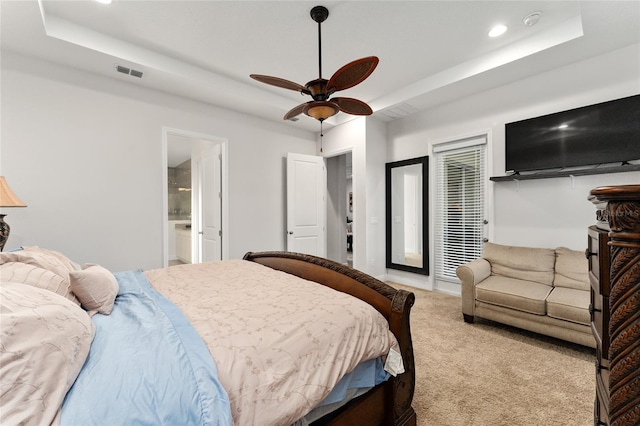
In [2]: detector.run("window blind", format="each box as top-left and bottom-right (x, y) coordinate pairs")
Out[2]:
(434, 139), (486, 281)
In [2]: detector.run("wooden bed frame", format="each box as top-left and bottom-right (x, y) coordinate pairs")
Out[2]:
(243, 251), (417, 426)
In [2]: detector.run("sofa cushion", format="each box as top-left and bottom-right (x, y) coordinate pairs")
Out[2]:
(546, 287), (590, 325)
(483, 242), (555, 285)
(553, 247), (589, 291)
(475, 275), (552, 315)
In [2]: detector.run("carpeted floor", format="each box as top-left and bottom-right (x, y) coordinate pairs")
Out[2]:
(389, 283), (595, 426)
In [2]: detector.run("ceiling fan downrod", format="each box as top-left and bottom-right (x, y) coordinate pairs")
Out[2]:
(310, 6), (329, 79)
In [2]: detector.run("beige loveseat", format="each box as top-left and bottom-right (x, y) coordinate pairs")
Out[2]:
(456, 242), (595, 348)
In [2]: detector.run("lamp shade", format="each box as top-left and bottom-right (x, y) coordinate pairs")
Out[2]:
(0, 177), (27, 207)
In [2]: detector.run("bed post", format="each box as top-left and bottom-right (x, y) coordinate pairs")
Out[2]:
(389, 290), (417, 425)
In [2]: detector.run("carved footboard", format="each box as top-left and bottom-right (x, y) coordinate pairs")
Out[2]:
(243, 251), (416, 426)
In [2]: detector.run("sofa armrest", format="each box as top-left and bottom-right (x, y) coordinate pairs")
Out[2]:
(456, 258), (492, 318)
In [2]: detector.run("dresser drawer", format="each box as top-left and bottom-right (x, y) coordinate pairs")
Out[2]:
(588, 225), (610, 296)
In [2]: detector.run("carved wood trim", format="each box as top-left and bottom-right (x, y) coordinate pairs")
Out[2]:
(590, 186), (640, 426)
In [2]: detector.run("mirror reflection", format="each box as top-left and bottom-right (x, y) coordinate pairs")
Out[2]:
(386, 156), (429, 275)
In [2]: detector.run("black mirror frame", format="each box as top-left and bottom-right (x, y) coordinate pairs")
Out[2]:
(385, 156), (429, 275)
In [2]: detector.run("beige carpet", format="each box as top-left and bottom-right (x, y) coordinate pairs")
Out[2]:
(389, 283), (595, 426)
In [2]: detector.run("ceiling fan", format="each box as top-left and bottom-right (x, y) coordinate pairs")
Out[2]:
(250, 5), (378, 123)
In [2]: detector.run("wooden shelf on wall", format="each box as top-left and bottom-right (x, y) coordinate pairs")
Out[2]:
(490, 164), (640, 182)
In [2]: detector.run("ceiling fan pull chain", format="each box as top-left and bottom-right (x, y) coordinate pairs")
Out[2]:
(320, 120), (324, 153)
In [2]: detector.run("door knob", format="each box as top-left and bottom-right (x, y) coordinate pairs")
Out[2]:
(288, 231), (293, 235)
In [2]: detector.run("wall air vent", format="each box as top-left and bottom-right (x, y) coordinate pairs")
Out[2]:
(115, 64), (143, 78)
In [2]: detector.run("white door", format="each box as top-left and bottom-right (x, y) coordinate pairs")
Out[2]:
(196, 144), (222, 262)
(287, 153), (326, 256)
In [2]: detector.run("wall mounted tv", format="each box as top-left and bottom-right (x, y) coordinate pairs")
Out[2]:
(505, 94), (640, 174)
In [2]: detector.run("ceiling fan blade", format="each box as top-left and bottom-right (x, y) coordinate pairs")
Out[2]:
(327, 56), (379, 92)
(284, 102), (309, 120)
(332, 97), (373, 115)
(250, 74), (310, 94)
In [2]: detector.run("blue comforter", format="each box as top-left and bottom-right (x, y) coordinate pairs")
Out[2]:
(61, 270), (232, 425)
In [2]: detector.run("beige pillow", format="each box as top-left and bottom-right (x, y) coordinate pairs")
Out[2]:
(0, 282), (94, 426)
(0, 246), (80, 279)
(26, 246), (81, 271)
(554, 247), (589, 291)
(69, 264), (118, 315)
(0, 262), (80, 305)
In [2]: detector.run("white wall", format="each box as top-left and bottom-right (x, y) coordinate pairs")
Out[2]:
(321, 117), (387, 279)
(364, 118), (387, 280)
(387, 44), (640, 290)
(0, 52), (316, 271)
(3, 44), (638, 280)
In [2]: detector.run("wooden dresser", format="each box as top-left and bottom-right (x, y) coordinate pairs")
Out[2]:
(588, 185), (640, 426)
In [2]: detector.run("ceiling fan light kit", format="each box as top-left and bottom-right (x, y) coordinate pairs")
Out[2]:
(250, 5), (378, 124)
(305, 102), (340, 121)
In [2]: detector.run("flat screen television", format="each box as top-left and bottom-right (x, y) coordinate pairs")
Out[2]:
(505, 94), (640, 174)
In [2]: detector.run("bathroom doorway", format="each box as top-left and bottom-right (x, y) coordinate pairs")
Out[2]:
(163, 127), (227, 267)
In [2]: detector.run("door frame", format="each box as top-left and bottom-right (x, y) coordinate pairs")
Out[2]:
(325, 150), (353, 265)
(161, 126), (228, 267)
(430, 129), (493, 294)
(322, 147), (356, 267)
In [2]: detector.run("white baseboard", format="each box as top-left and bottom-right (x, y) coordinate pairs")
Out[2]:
(384, 272), (431, 291)
(434, 280), (461, 296)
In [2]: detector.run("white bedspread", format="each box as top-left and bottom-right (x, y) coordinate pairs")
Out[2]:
(145, 259), (398, 426)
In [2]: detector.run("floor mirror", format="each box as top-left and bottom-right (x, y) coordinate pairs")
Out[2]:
(385, 156), (429, 275)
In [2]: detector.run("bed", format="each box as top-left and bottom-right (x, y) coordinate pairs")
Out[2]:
(0, 247), (416, 425)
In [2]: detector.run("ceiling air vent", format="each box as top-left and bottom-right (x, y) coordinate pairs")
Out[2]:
(376, 103), (420, 122)
(115, 64), (143, 78)
(115, 65), (130, 74)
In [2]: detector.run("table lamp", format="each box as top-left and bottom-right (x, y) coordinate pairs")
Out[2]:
(0, 176), (27, 251)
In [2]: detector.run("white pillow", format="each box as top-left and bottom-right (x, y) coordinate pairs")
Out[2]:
(69, 264), (118, 315)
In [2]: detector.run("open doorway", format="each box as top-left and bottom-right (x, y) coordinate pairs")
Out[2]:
(326, 152), (353, 266)
(167, 157), (192, 265)
(163, 128), (227, 267)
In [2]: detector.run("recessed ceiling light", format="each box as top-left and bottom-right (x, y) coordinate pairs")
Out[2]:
(95, 0), (112, 4)
(488, 24), (508, 38)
